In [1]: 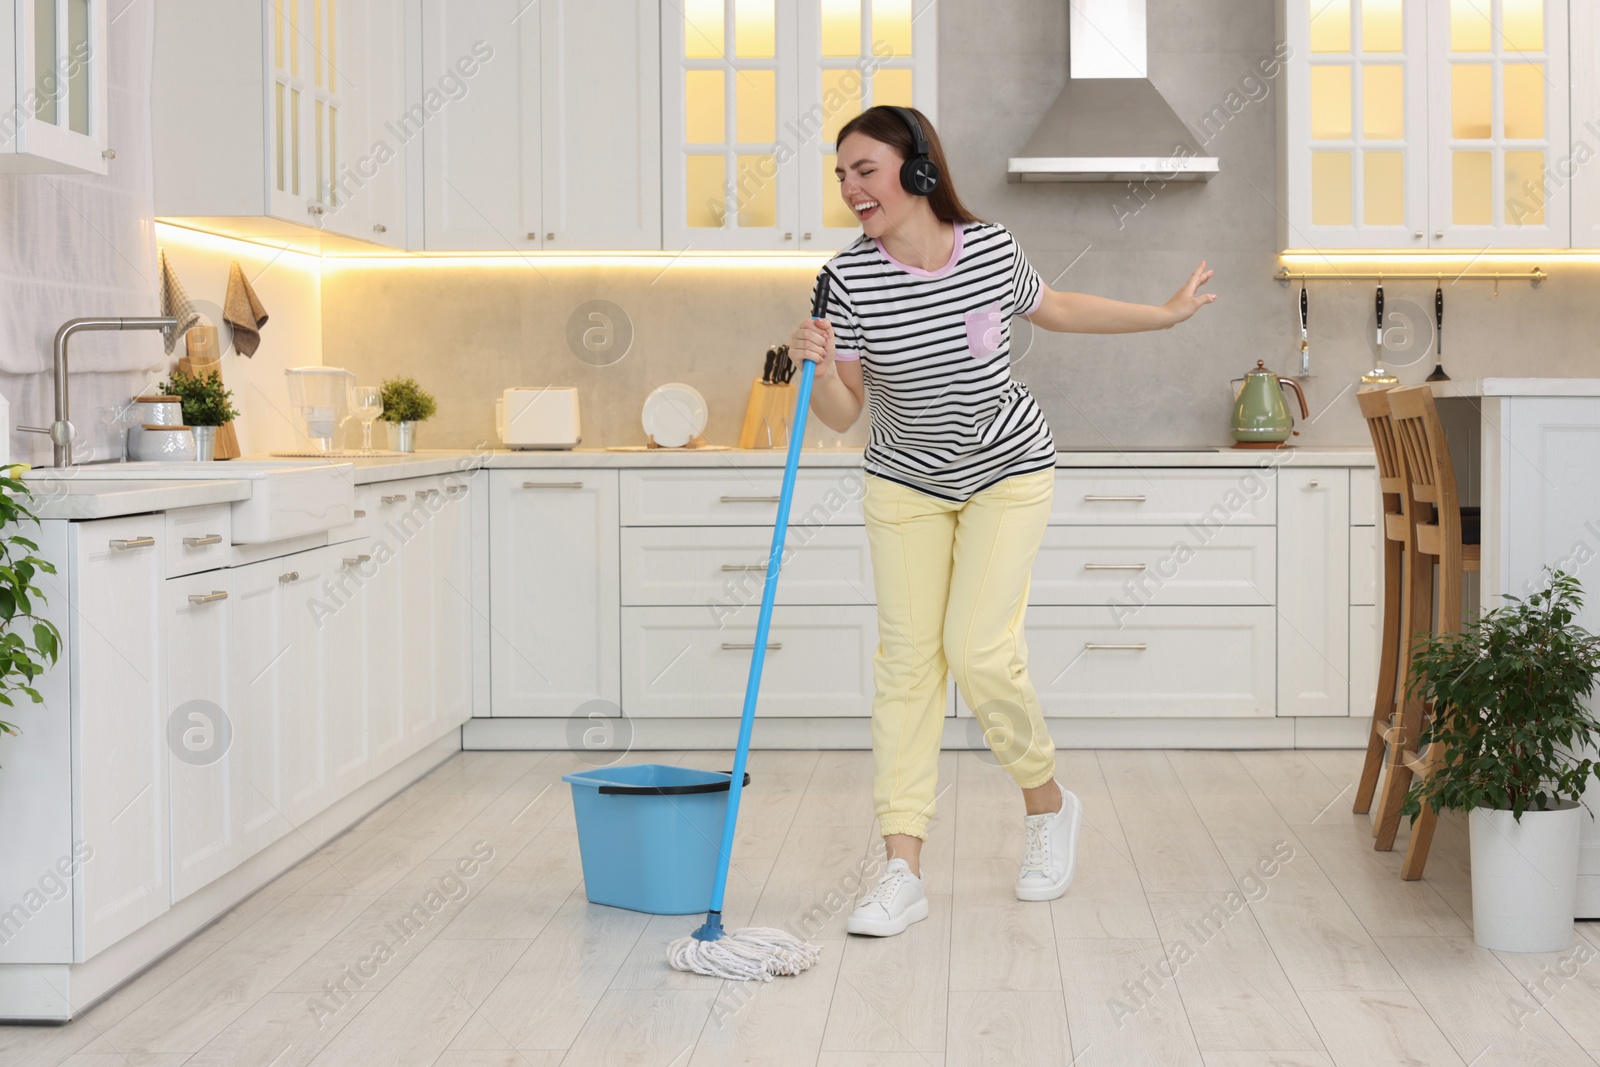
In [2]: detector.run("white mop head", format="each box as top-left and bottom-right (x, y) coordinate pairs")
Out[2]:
(668, 927), (823, 981)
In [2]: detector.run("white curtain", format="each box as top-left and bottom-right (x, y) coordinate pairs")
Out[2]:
(0, 0), (163, 466)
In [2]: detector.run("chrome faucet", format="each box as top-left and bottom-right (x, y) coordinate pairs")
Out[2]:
(17, 316), (180, 467)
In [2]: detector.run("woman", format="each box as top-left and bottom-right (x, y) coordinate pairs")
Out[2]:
(790, 105), (1215, 937)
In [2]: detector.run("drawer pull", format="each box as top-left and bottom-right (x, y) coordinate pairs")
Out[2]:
(1085, 642), (1148, 651)
(721, 641), (782, 651)
(187, 590), (228, 604)
(446, 485), (465, 495)
(721, 563), (768, 572)
(381, 494), (408, 504)
(416, 488), (439, 499)
(1308, 479), (1321, 488)
(523, 481), (584, 489)
(1083, 563), (1147, 571)
(1082, 494), (1147, 503)
(354, 509), (367, 518)
(110, 536), (156, 550)
(183, 534), (223, 548)
(720, 495), (781, 504)
(279, 571), (300, 584)
(343, 555), (373, 566)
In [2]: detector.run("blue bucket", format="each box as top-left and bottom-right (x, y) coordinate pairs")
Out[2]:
(561, 764), (750, 915)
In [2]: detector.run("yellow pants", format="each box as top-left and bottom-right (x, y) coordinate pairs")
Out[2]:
(862, 469), (1058, 840)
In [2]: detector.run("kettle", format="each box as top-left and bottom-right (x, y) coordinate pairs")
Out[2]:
(1230, 360), (1309, 447)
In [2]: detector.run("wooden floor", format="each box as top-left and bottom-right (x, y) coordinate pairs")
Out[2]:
(4, 747), (1599, 1066)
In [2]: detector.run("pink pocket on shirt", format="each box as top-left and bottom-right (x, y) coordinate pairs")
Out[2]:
(964, 303), (1004, 359)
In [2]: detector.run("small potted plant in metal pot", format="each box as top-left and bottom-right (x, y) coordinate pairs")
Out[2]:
(159, 367), (240, 461)
(1402, 568), (1600, 952)
(378, 376), (436, 453)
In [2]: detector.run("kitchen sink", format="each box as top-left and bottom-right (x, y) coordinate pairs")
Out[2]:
(25, 459), (356, 543)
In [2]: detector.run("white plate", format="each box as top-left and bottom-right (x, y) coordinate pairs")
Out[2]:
(642, 383), (708, 448)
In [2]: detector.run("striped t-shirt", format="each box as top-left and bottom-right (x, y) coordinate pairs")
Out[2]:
(812, 221), (1057, 502)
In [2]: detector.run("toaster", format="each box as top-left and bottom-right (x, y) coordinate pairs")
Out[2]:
(496, 387), (581, 449)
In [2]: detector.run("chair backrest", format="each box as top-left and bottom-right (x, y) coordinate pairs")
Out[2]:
(1386, 385), (1462, 548)
(1357, 386), (1406, 496)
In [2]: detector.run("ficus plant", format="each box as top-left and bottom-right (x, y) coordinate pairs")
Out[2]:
(1402, 569), (1600, 823)
(0, 464), (62, 750)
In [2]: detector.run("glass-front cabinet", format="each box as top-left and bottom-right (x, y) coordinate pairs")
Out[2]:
(663, 0), (937, 252)
(0, 0), (109, 175)
(1282, 0), (1569, 250)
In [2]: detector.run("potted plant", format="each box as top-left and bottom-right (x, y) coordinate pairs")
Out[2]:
(0, 465), (63, 763)
(378, 376), (437, 453)
(159, 367), (240, 461)
(1402, 568), (1600, 952)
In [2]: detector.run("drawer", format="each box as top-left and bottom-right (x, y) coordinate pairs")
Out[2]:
(1350, 525), (1376, 605)
(1050, 470), (1275, 526)
(620, 469), (865, 526)
(622, 526), (873, 607)
(1014, 605), (1275, 718)
(165, 504), (230, 577)
(1351, 467), (1378, 525)
(621, 605), (876, 717)
(1030, 526), (1274, 608)
(363, 476), (454, 541)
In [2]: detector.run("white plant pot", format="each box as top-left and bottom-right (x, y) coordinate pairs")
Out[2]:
(1469, 801), (1582, 952)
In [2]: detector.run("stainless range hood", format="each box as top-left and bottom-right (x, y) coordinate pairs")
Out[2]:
(1008, 0), (1218, 183)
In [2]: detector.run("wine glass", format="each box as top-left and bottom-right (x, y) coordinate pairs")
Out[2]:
(352, 385), (382, 451)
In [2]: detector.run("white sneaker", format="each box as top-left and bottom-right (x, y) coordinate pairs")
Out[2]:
(1015, 781), (1083, 901)
(847, 857), (929, 936)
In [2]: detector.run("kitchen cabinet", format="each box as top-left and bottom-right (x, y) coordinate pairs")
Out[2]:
(1280, 0), (1568, 249)
(152, 0), (408, 249)
(1277, 468), (1351, 716)
(167, 571), (236, 904)
(662, 0), (937, 252)
(488, 470), (620, 717)
(420, 0), (659, 251)
(69, 518), (168, 960)
(0, 0), (109, 174)
(1568, 1), (1600, 244)
(327, 539), (375, 793)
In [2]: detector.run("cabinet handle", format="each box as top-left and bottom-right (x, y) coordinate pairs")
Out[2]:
(1082, 494), (1146, 503)
(308, 203), (326, 216)
(526, 232), (538, 241)
(446, 485), (465, 495)
(783, 232), (794, 240)
(1083, 563), (1147, 571)
(721, 563), (768, 572)
(372, 223), (387, 233)
(720, 495), (781, 504)
(522, 481), (584, 489)
(1308, 479), (1321, 488)
(382, 494), (408, 503)
(110, 536), (155, 549)
(722, 641), (782, 651)
(279, 571), (300, 583)
(354, 509), (367, 518)
(802, 232), (812, 240)
(1085, 642), (1147, 651)
(102, 148), (117, 160)
(183, 534), (223, 547)
(1434, 230), (1444, 239)
(343, 554), (372, 566)
(416, 488), (438, 499)
(187, 590), (229, 604)
(546, 232), (554, 240)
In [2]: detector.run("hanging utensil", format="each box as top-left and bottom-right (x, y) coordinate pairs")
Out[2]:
(1361, 280), (1398, 386)
(1296, 278), (1312, 378)
(1426, 280), (1450, 382)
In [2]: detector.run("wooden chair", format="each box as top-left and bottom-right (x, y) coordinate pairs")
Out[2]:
(1351, 388), (1415, 820)
(1372, 384), (1481, 880)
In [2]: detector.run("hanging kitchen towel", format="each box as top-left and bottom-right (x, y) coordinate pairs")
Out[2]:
(223, 261), (270, 357)
(158, 248), (201, 355)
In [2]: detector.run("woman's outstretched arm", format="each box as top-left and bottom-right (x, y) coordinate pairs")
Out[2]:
(1025, 260), (1216, 334)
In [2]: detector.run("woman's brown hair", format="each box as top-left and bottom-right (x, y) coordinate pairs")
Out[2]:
(835, 106), (981, 225)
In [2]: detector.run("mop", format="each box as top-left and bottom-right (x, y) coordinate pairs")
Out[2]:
(667, 276), (834, 981)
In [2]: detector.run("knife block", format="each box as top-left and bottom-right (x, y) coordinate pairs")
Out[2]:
(180, 326), (241, 459)
(737, 378), (796, 449)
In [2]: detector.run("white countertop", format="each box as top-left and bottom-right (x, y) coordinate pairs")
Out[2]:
(18, 446), (1376, 521)
(1429, 377), (1600, 398)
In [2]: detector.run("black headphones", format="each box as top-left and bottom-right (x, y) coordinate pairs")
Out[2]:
(888, 106), (940, 196)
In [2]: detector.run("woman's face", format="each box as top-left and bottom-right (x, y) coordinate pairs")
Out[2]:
(836, 131), (909, 239)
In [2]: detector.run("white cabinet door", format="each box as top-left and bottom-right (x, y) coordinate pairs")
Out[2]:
(69, 519), (168, 959)
(166, 572), (237, 904)
(321, 0), (409, 248)
(489, 470), (620, 716)
(360, 488), (408, 775)
(1281, 0), (1429, 249)
(229, 557), (293, 859)
(397, 490), (439, 746)
(1350, 604), (1378, 725)
(325, 540), (374, 794)
(278, 551), (333, 824)
(432, 479), (474, 729)
(1, 0), (110, 174)
(540, 0), (660, 249)
(1570, 0), (1600, 245)
(1426, 0), (1569, 248)
(1277, 469), (1351, 716)
(420, 0), (539, 250)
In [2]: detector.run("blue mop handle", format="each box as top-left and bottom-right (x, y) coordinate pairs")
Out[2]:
(699, 275), (829, 931)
